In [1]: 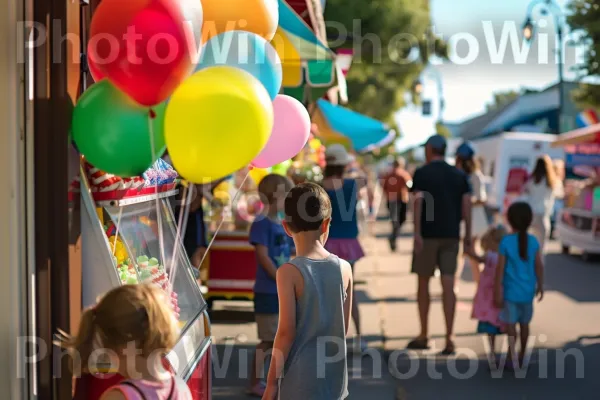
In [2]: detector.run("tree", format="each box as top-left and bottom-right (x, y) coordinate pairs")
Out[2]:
(568, 0), (600, 108)
(324, 0), (447, 124)
(486, 90), (519, 111)
(435, 122), (452, 137)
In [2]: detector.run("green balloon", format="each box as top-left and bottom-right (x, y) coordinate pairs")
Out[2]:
(72, 80), (167, 177)
(272, 159), (292, 176)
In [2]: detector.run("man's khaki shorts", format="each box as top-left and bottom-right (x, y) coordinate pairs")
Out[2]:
(412, 238), (460, 277)
(255, 313), (278, 342)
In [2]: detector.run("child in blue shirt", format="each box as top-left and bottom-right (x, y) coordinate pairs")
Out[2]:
(247, 174), (294, 397)
(495, 202), (544, 370)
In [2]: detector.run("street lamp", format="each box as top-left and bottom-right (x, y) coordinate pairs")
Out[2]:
(522, 17), (534, 41)
(523, 0), (566, 133)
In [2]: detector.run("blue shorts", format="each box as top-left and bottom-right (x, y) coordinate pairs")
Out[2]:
(253, 292), (279, 314)
(500, 301), (533, 325)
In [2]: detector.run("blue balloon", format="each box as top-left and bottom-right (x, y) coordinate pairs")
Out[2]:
(196, 31), (283, 100)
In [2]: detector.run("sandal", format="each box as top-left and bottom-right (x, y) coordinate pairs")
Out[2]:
(440, 342), (455, 356)
(406, 338), (429, 350)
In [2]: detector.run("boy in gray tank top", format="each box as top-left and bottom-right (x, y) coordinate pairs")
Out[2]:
(263, 183), (353, 400)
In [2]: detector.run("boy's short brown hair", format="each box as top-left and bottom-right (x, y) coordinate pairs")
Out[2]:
(258, 174), (294, 204)
(284, 183), (332, 232)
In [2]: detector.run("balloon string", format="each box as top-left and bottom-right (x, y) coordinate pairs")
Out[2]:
(168, 184), (190, 290)
(148, 111), (167, 271)
(112, 207), (123, 257)
(198, 170), (251, 269)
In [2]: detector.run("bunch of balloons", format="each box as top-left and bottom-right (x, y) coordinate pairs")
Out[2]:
(308, 137), (326, 168)
(72, 0), (311, 183)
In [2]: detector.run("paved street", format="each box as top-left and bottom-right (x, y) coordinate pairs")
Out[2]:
(209, 218), (600, 399)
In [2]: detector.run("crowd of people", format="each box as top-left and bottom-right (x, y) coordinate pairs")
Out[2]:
(67, 134), (566, 400)
(389, 135), (556, 370)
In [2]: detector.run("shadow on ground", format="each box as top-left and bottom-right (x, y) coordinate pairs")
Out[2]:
(391, 336), (600, 400)
(544, 253), (600, 303)
(211, 344), (395, 400)
(354, 289), (473, 305)
(210, 337), (600, 400)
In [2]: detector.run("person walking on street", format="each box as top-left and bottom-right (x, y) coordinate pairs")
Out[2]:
(263, 183), (352, 400)
(322, 144), (367, 353)
(495, 202), (545, 370)
(455, 143), (489, 283)
(382, 157), (412, 251)
(247, 174), (295, 397)
(522, 155), (557, 254)
(408, 134), (472, 355)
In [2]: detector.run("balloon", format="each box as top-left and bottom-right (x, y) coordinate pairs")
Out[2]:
(214, 180), (231, 193)
(89, 0), (203, 106)
(165, 66), (273, 183)
(309, 138), (322, 151)
(72, 80), (167, 177)
(251, 95), (311, 168)
(249, 167), (269, 185)
(272, 159), (292, 176)
(197, 31), (282, 100)
(201, 0), (278, 41)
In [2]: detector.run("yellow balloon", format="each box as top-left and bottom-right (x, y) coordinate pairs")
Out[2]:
(200, 0), (279, 41)
(165, 67), (273, 183)
(249, 167), (269, 185)
(309, 138), (322, 150)
(214, 181), (231, 193)
(214, 190), (231, 202)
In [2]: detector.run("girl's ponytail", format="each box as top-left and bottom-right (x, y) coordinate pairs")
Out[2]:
(507, 202), (533, 261)
(518, 229), (528, 261)
(59, 307), (97, 373)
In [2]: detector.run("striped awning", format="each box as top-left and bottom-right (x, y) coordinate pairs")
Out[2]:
(551, 124), (600, 147)
(272, 0), (346, 102)
(314, 99), (396, 152)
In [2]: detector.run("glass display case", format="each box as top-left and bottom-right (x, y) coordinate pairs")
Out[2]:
(80, 168), (210, 399)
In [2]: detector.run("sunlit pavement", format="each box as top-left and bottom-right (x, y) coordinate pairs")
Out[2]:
(210, 217), (600, 399)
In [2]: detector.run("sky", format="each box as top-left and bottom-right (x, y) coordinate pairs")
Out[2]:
(395, 0), (580, 151)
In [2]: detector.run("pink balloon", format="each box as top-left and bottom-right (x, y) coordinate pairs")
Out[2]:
(251, 95), (311, 169)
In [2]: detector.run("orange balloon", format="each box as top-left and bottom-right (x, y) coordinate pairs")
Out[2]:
(200, 0), (278, 41)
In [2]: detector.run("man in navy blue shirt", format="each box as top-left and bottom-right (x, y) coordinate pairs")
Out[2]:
(408, 134), (472, 355)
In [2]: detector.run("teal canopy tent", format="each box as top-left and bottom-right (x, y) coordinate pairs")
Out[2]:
(315, 99), (396, 152)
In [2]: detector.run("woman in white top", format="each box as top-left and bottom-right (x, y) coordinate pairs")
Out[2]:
(456, 143), (489, 283)
(523, 155), (558, 252)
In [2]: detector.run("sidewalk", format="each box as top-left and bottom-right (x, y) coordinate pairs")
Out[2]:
(208, 217), (600, 399)
(210, 219), (399, 400)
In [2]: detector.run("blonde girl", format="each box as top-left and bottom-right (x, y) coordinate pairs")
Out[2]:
(63, 284), (191, 400)
(468, 225), (508, 369)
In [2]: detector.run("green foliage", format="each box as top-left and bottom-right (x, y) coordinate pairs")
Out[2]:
(567, 0), (600, 108)
(486, 90), (520, 111)
(324, 0), (447, 123)
(435, 122), (452, 137)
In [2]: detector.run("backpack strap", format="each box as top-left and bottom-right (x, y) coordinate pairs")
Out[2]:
(167, 376), (176, 400)
(118, 381), (147, 400)
(118, 377), (176, 400)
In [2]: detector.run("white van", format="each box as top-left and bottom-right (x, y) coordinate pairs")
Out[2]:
(472, 132), (564, 212)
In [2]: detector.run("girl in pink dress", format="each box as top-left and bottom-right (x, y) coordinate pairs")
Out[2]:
(468, 225), (508, 368)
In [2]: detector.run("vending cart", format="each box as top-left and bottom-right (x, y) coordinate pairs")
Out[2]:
(78, 161), (211, 399)
(552, 125), (600, 261)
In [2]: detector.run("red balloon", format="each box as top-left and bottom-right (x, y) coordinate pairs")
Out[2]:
(89, 0), (203, 106)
